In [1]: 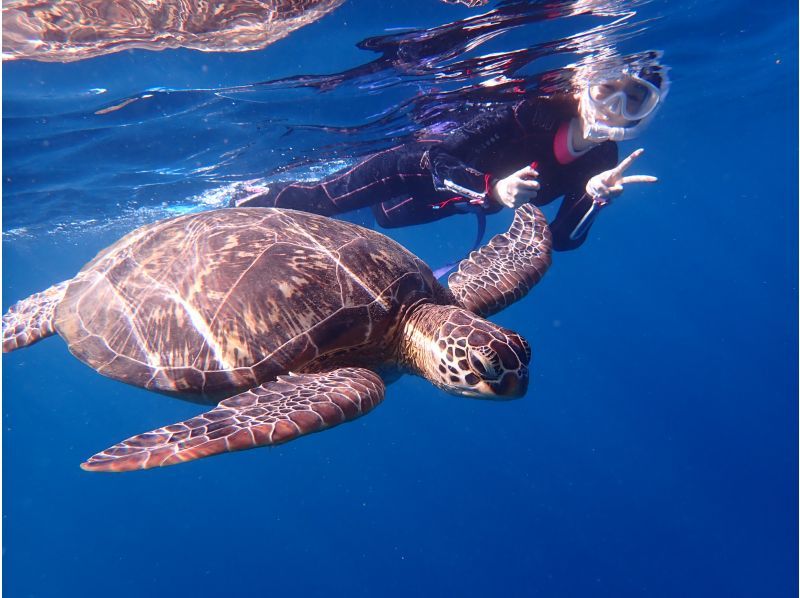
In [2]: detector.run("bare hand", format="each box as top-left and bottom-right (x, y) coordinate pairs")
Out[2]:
(493, 164), (541, 209)
(585, 148), (657, 205)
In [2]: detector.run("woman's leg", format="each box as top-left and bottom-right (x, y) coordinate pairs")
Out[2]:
(231, 144), (431, 216)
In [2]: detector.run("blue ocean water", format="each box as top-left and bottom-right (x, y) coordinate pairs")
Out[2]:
(2, 0), (797, 596)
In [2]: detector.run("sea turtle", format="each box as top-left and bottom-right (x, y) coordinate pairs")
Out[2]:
(3, 0), (345, 63)
(3, 206), (551, 472)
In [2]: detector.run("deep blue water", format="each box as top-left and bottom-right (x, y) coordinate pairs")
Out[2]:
(3, 0), (797, 596)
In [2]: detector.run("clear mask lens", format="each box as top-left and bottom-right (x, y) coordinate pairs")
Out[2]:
(588, 76), (661, 121)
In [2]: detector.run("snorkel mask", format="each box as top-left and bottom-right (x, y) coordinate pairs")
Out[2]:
(579, 65), (670, 142)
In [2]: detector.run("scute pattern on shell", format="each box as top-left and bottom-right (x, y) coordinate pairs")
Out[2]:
(54, 208), (445, 394)
(4, 0), (346, 63)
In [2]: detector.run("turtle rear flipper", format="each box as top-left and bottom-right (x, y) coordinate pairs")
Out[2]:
(2, 281), (69, 353)
(81, 368), (386, 472)
(448, 204), (552, 317)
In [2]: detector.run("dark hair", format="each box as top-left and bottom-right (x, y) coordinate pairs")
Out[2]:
(638, 65), (664, 89)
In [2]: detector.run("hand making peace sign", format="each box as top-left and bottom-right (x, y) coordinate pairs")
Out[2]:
(585, 148), (658, 205)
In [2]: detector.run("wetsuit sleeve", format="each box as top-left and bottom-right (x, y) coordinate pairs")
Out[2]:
(548, 191), (597, 251)
(373, 193), (503, 229)
(426, 105), (521, 200)
(549, 141), (618, 251)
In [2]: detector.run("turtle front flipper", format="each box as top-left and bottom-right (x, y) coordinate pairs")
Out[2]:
(2, 281), (69, 353)
(448, 204), (552, 318)
(81, 368), (386, 472)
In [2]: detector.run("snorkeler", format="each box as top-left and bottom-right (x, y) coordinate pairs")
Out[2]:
(231, 62), (670, 251)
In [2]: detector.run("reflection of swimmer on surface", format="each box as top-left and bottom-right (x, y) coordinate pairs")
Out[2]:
(2, 0), (344, 63)
(232, 58), (670, 252)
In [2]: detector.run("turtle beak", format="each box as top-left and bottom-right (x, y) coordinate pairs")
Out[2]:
(464, 364), (528, 399)
(487, 366), (528, 398)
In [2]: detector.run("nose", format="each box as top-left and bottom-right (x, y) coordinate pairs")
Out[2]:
(605, 94), (625, 115)
(492, 337), (530, 370)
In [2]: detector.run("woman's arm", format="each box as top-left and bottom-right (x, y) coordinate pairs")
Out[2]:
(550, 146), (658, 251)
(549, 142), (618, 251)
(426, 104), (522, 201)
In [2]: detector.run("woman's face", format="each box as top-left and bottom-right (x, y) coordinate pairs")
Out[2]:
(588, 76), (657, 126)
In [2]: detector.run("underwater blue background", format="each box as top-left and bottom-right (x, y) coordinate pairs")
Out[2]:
(3, 0), (797, 596)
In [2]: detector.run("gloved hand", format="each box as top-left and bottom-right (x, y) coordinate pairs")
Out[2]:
(585, 148), (658, 206)
(492, 164), (540, 209)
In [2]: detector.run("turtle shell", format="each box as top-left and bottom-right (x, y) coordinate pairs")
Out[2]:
(54, 208), (449, 395)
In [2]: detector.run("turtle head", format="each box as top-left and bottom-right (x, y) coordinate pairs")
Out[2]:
(402, 305), (530, 399)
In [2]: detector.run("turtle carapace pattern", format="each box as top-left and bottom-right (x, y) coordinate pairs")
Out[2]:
(3, 206), (551, 472)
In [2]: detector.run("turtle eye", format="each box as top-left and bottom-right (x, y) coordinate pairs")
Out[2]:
(469, 348), (501, 381)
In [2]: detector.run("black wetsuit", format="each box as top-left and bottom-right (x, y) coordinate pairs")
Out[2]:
(235, 95), (618, 251)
